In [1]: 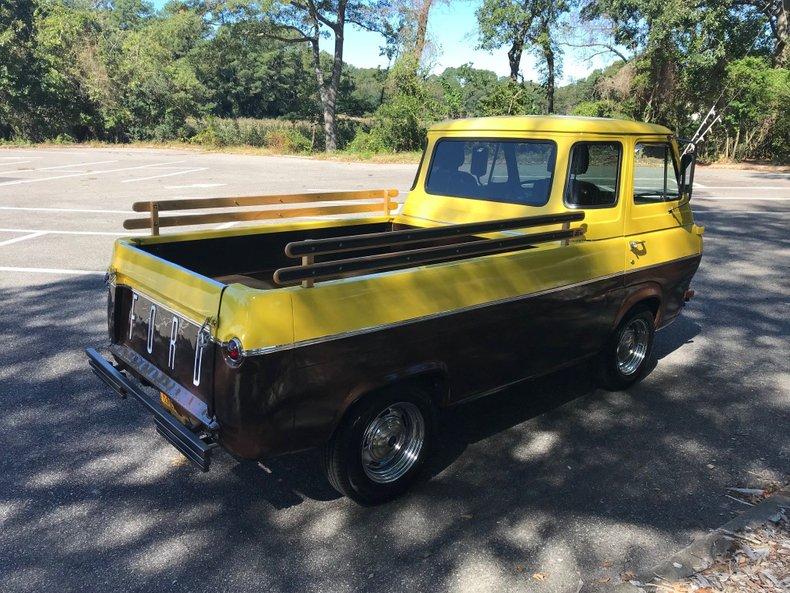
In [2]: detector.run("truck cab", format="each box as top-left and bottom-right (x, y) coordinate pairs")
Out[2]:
(87, 116), (703, 504)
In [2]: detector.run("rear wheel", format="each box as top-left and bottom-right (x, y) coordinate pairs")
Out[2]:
(597, 306), (655, 390)
(323, 386), (435, 505)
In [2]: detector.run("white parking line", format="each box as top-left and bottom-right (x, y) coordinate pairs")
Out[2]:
(165, 183), (226, 189)
(35, 160), (118, 171)
(121, 167), (208, 184)
(0, 160), (188, 187)
(694, 196), (790, 201)
(0, 228), (137, 236)
(0, 206), (132, 214)
(0, 231), (48, 247)
(0, 159), (35, 167)
(0, 266), (104, 276)
(696, 186), (790, 190)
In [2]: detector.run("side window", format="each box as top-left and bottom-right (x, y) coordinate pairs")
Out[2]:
(564, 142), (621, 208)
(633, 143), (680, 204)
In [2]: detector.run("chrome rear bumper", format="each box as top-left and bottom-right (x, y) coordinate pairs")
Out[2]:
(85, 347), (217, 471)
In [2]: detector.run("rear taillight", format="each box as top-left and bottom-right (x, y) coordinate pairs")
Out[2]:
(224, 337), (243, 366)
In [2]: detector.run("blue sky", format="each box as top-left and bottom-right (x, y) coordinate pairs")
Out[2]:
(154, 0), (615, 85)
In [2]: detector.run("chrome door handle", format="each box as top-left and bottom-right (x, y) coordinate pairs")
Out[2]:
(629, 240), (645, 249)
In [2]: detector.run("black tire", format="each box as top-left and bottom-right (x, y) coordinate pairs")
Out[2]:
(323, 385), (435, 505)
(597, 306), (656, 391)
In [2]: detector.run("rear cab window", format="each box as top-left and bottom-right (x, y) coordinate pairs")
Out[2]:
(425, 139), (556, 206)
(633, 143), (680, 203)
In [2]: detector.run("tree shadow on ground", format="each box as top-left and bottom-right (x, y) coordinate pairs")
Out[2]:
(0, 207), (787, 593)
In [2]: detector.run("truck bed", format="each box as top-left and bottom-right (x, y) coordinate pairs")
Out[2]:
(138, 222), (479, 290)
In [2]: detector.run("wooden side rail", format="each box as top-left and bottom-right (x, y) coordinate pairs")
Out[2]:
(274, 224), (586, 287)
(124, 189), (400, 235)
(284, 212), (585, 258)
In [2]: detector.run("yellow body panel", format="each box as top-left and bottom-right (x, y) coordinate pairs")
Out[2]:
(289, 238), (623, 345)
(111, 239), (223, 325)
(109, 116), (702, 353)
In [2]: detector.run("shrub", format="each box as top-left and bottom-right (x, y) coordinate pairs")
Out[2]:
(346, 129), (388, 154)
(264, 128), (311, 153)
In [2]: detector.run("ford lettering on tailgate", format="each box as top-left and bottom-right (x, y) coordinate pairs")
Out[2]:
(114, 286), (215, 414)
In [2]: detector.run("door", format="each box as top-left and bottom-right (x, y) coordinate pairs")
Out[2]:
(624, 139), (697, 271)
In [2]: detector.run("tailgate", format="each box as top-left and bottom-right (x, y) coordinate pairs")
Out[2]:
(109, 239), (224, 422)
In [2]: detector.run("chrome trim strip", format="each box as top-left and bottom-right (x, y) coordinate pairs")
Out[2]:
(238, 253), (700, 356)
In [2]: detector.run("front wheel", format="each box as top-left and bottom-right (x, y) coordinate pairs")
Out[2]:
(597, 306), (656, 390)
(323, 386), (435, 505)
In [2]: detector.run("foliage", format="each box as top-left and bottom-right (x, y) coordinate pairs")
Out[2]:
(476, 80), (543, 116)
(264, 127), (312, 153)
(717, 57), (790, 161)
(0, 0), (787, 162)
(571, 99), (629, 119)
(365, 56), (440, 152)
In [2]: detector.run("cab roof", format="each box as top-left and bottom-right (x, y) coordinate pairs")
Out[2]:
(429, 115), (673, 136)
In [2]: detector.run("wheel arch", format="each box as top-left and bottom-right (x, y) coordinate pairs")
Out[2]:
(328, 362), (449, 440)
(614, 283), (663, 329)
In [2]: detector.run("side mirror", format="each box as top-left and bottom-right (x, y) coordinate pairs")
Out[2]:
(679, 150), (696, 201)
(470, 146), (488, 178)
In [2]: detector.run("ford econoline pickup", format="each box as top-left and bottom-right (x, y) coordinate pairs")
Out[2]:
(86, 116), (703, 504)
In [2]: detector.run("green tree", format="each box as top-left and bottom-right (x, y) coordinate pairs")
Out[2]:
(366, 56), (439, 151)
(476, 0), (571, 112)
(244, 0), (391, 151)
(0, 0), (47, 139)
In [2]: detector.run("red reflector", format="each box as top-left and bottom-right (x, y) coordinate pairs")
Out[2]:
(225, 338), (243, 364)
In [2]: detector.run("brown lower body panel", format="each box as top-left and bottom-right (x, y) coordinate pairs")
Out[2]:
(215, 254), (701, 459)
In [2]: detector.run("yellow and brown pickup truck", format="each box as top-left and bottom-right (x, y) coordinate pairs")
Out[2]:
(86, 115), (703, 504)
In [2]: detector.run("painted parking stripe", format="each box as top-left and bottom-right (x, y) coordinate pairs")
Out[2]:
(0, 266), (104, 276)
(0, 160), (36, 169)
(121, 167), (208, 184)
(0, 206), (132, 214)
(694, 196), (790, 201)
(0, 160), (188, 187)
(0, 227), (138, 236)
(35, 160), (118, 171)
(696, 186), (790, 190)
(165, 183), (226, 189)
(0, 231), (48, 247)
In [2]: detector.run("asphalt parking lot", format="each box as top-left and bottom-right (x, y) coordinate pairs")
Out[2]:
(0, 146), (788, 593)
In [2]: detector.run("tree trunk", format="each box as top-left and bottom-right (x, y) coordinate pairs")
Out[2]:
(306, 2), (346, 152)
(413, 0), (433, 60)
(308, 33), (332, 152)
(543, 41), (555, 114)
(775, 1), (788, 66)
(507, 25), (528, 82)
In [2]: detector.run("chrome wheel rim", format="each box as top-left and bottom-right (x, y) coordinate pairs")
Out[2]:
(616, 318), (650, 376)
(361, 402), (425, 484)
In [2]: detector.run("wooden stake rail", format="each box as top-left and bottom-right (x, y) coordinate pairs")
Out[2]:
(125, 189), (400, 235)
